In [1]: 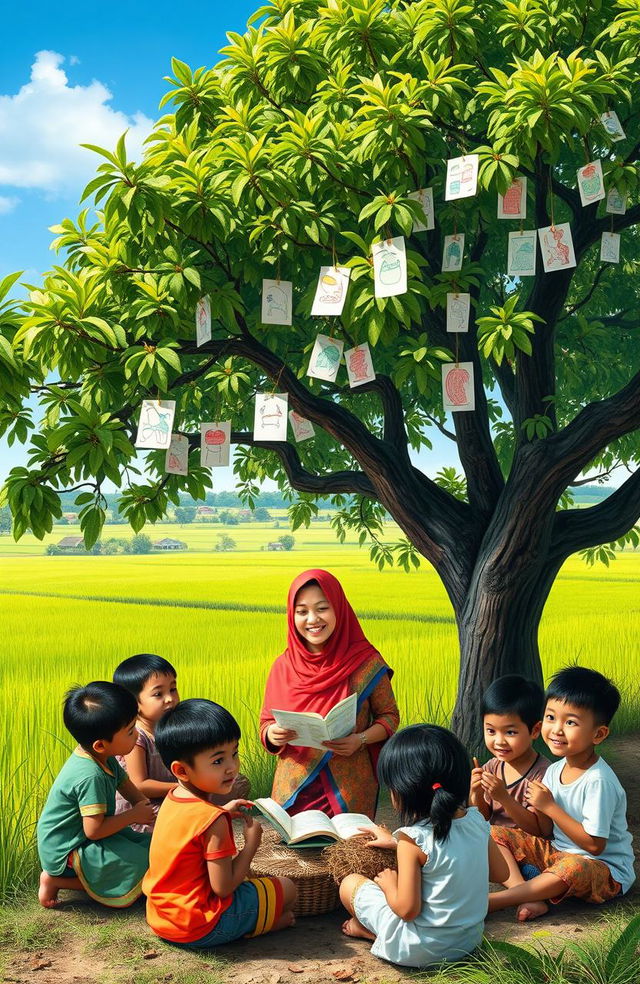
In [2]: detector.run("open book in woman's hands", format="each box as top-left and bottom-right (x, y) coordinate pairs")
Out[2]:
(270, 692), (357, 750)
(253, 797), (377, 847)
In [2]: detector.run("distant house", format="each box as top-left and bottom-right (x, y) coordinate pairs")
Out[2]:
(153, 537), (187, 551)
(63, 513), (79, 523)
(267, 541), (285, 551)
(57, 535), (84, 551)
(196, 505), (216, 516)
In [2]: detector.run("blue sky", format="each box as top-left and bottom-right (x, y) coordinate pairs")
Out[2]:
(0, 1), (464, 488)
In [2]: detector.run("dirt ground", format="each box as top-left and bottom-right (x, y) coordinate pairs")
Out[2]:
(3, 736), (639, 984)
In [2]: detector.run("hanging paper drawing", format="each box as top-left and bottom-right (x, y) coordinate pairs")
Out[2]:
(261, 280), (292, 326)
(601, 111), (626, 142)
(307, 333), (344, 382)
(254, 393), (288, 442)
(498, 178), (527, 219)
(195, 295), (212, 347)
(345, 343), (376, 388)
(606, 188), (626, 215)
(135, 400), (176, 449)
(442, 363), (475, 412)
(289, 411), (315, 443)
(408, 188), (435, 232)
(372, 237), (407, 298)
(442, 234), (464, 273)
(577, 161), (605, 207)
(600, 232), (620, 264)
(507, 231), (537, 277)
(538, 223), (576, 273)
(446, 293), (471, 333)
(165, 434), (189, 476)
(200, 421), (231, 467)
(311, 266), (351, 317)
(445, 155), (478, 201)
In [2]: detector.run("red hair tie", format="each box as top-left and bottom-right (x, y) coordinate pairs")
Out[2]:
(432, 782), (442, 791)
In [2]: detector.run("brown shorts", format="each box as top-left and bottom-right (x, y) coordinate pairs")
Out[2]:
(491, 826), (622, 904)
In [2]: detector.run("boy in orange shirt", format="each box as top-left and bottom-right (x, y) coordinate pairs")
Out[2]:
(143, 699), (296, 949)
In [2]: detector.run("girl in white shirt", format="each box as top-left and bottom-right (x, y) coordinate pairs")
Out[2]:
(339, 724), (508, 968)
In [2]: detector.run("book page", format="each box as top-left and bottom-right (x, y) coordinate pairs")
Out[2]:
(253, 798), (293, 841)
(289, 810), (339, 843)
(331, 813), (378, 840)
(325, 692), (357, 740)
(270, 708), (328, 750)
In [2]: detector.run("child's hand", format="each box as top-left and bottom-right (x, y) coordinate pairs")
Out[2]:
(470, 763), (484, 793)
(267, 725), (298, 747)
(242, 815), (263, 851)
(374, 868), (398, 895)
(322, 733), (361, 757)
(222, 798), (254, 818)
(130, 801), (155, 825)
(526, 779), (555, 813)
(480, 772), (507, 802)
(359, 824), (398, 850)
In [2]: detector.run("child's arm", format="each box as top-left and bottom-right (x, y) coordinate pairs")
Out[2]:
(479, 772), (543, 835)
(373, 833), (425, 921)
(123, 745), (176, 800)
(527, 780), (606, 854)
(206, 814), (263, 898)
(83, 800), (155, 840)
(469, 760), (491, 821)
(117, 776), (154, 807)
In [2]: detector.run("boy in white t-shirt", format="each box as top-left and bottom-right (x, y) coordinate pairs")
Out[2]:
(488, 666), (635, 921)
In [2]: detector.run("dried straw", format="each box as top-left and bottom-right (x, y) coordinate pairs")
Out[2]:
(323, 835), (398, 884)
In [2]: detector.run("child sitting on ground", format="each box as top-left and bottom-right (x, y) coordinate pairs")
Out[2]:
(113, 653), (250, 832)
(339, 724), (509, 968)
(37, 681), (154, 908)
(470, 675), (550, 834)
(143, 699), (297, 949)
(489, 666), (636, 921)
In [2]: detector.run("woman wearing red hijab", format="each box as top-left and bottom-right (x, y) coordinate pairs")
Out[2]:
(259, 570), (399, 819)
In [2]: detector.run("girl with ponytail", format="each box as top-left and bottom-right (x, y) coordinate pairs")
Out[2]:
(339, 724), (509, 968)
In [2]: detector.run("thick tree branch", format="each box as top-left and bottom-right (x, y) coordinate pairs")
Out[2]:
(551, 469), (640, 561)
(182, 429), (376, 496)
(546, 369), (640, 487)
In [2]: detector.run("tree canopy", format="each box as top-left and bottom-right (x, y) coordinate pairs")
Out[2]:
(1, 0), (639, 581)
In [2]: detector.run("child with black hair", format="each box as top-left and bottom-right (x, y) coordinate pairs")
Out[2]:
(113, 653), (250, 832)
(339, 724), (509, 968)
(36, 682), (154, 909)
(143, 699), (297, 949)
(470, 675), (550, 834)
(489, 666), (635, 921)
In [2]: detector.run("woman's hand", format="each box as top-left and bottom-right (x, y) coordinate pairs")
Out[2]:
(266, 725), (298, 748)
(322, 732), (362, 757)
(359, 824), (397, 849)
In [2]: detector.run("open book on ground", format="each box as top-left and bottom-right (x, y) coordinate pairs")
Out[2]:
(254, 797), (377, 847)
(270, 692), (357, 750)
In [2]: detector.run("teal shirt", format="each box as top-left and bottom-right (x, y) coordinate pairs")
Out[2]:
(37, 749), (126, 876)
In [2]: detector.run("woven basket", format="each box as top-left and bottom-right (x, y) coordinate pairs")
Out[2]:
(249, 828), (340, 917)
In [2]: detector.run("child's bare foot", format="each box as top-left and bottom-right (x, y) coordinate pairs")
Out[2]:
(38, 871), (60, 909)
(517, 900), (549, 921)
(274, 910), (296, 931)
(342, 917), (375, 941)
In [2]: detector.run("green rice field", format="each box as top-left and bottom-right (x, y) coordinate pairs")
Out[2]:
(1, 521), (640, 901)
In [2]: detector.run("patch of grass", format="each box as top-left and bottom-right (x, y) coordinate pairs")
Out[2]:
(0, 900), (68, 951)
(412, 909), (640, 983)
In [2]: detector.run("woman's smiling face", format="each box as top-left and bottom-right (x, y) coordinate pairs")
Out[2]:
(293, 583), (337, 652)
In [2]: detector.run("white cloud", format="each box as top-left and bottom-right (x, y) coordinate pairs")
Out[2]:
(0, 195), (19, 214)
(0, 51), (153, 196)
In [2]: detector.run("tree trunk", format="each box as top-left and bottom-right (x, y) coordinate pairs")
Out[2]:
(450, 542), (562, 750)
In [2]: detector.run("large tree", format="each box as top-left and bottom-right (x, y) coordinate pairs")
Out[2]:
(2, 0), (639, 744)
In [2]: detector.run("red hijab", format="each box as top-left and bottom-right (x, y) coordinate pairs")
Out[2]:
(261, 569), (378, 718)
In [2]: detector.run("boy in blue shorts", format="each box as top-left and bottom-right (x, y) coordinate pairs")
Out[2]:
(489, 666), (635, 921)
